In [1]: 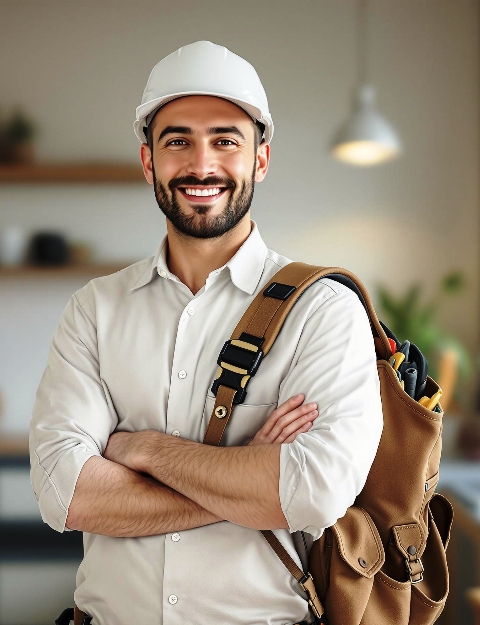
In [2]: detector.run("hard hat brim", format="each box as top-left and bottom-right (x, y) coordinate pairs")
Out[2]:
(134, 91), (273, 144)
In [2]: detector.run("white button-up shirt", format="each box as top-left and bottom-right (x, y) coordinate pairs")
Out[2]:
(30, 221), (383, 625)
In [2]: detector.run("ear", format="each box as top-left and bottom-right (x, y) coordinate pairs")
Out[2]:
(140, 143), (154, 185)
(254, 142), (270, 183)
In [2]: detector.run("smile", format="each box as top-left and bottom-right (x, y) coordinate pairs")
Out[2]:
(177, 186), (229, 203)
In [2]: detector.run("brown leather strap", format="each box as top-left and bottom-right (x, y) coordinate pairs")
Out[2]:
(229, 262), (389, 359)
(261, 530), (324, 620)
(203, 385), (237, 446)
(261, 529), (306, 582)
(203, 262), (389, 448)
(202, 262), (387, 619)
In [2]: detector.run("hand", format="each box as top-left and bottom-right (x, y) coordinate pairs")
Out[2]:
(104, 430), (152, 472)
(247, 394), (317, 446)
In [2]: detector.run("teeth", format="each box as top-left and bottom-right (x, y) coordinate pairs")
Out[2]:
(184, 187), (222, 197)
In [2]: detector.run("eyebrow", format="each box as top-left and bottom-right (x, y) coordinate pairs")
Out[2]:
(158, 125), (246, 142)
(208, 126), (246, 141)
(158, 126), (193, 141)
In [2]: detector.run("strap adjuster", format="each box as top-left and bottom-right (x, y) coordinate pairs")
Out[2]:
(406, 557), (424, 584)
(211, 334), (264, 404)
(299, 573), (325, 621)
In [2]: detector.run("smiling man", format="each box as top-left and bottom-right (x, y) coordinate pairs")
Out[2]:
(30, 41), (382, 625)
(142, 94), (269, 295)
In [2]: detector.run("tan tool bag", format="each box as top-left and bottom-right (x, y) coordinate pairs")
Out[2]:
(203, 262), (453, 625)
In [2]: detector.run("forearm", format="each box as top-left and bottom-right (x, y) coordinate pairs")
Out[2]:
(65, 456), (222, 537)
(139, 434), (288, 530)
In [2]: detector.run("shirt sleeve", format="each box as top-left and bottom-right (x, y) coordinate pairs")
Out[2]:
(29, 287), (118, 533)
(278, 280), (383, 540)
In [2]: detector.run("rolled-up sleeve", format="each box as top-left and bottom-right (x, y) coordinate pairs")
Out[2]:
(278, 280), (383, 540)
(29, 286), (117, 532)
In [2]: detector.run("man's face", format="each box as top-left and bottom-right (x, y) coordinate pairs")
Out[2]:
(144, 96), (269, 239)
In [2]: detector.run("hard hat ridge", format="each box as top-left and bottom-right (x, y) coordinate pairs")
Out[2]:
(134, 41), (274, 144)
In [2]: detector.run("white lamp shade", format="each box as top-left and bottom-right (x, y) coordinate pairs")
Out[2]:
(332, 86), (402, 166)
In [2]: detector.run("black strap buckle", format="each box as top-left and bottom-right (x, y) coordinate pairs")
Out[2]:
(55, 609), (74, 625)
(211, 333), (264, 404)
(55, 608), (92, 625)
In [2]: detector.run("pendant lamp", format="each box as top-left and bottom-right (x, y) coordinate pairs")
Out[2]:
(331, 0), (402, 166)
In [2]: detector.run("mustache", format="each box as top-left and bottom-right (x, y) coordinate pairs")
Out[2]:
(168, 176), (236, 192)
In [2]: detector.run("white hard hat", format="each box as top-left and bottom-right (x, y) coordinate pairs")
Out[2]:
(134, 40), (274, 144)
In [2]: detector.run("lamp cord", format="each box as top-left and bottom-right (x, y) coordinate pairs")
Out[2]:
(357, 0), (368, 87)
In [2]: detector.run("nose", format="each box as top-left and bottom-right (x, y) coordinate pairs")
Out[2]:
(186, 141), (218, 180)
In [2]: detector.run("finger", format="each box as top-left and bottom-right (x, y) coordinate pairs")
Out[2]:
(267, 404), (317, 441)
(260, 394), (305, 436)
(275, 409), (318, 442)
(272, 409), (317, 443)
(283, 421), (313, 444)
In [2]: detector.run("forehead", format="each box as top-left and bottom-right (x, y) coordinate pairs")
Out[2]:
(151, 95), (254, 136)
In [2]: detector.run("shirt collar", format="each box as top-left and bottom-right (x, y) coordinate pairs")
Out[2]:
(225, 221), (268, 294)
(129, 220), (268, 295)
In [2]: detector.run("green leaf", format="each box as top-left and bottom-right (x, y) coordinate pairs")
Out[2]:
(441, 271), (465, 294)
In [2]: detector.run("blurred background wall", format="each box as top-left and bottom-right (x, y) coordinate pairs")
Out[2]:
(1, 0), (478, 433)
(0, 1), (479, 624)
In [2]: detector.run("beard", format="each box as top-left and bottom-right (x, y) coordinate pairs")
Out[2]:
(152, 164), (256, 239)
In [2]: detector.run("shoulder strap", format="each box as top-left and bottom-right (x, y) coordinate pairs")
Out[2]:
(203, 262), (389, 447)
(202, 262), (389, 622)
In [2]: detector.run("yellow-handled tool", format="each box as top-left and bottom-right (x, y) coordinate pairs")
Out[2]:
(418, 389), (443, 411)
(389, 352), (405, 371)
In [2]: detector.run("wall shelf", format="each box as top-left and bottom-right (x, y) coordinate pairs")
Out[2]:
(0, 262), (136, 278)
(0, 162), (146, 184)
(0, 436), (29, 456)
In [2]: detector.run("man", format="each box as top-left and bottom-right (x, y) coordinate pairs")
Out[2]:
(30, 41), (382, 625)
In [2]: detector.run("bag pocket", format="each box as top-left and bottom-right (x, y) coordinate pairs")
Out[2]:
(365, 493), (453, 625)
(311, 506), (385, 625)
(408, 493), (453, 625)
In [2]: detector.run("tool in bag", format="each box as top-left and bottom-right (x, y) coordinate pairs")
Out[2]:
(203, 262), (453, 625)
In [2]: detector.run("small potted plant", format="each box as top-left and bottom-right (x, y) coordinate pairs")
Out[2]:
(377, 271), (471, 412)
(4, 108), (37, 164)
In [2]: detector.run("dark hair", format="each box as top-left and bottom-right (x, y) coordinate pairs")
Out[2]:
(144, 118), (265, 153)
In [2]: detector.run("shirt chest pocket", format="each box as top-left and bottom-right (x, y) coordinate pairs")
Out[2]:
(202, 393), (278, 447)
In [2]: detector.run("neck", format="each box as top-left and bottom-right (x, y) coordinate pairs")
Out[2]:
(165, 216), (252, 295)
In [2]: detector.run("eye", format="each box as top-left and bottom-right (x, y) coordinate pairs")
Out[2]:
(166, 139), (188, 147)
(216, 139), (236, 146)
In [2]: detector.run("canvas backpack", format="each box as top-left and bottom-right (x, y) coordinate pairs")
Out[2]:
(203, 262), (453, 625)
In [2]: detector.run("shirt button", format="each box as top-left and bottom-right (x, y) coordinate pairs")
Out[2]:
(178, 370), (187, 379)
(172, 430), (180, 437)
(168, 594), (178, 605)
(172, 533), (180, 542)
(187, 307), (195, 316)
(159, 270), (167, 278)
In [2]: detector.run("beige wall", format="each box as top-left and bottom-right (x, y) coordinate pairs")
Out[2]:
(0, 0), (478, 433)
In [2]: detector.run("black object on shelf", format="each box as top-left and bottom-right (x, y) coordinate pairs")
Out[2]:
(29, 232), (70, 265)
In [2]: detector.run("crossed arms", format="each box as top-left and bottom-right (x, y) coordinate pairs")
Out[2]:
(32, 284), (382, 540)
(65, 395), (318, 537)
